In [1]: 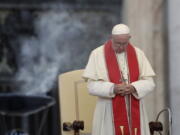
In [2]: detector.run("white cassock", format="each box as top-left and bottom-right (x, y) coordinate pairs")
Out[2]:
(83, 45), (155, 135)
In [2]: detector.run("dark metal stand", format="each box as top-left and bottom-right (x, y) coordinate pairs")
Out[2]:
(149, 108), (172, 135)
(0, 94), (55, 135)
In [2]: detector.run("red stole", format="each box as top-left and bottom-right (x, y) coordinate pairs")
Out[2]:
(104, 40), (141, 135)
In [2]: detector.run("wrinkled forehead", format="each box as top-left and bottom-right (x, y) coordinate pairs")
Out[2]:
(112, 34), (130, 41)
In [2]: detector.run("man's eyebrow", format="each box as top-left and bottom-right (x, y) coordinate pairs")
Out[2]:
(115, 41), (127, 44)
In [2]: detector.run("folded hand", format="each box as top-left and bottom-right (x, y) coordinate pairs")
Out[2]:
(114, 83), (136, 96)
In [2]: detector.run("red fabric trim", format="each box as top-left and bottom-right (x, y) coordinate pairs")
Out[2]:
(104, 40), (141, 135)
(127, 44), (141, 135)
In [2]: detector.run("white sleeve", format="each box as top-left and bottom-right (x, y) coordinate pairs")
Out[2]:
(82, 51), (98, 81)
(87, 79), (115, 98)
(131, 77), (155, 99)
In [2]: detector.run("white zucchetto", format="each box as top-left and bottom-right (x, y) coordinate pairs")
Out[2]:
(112, 24), (130, 35)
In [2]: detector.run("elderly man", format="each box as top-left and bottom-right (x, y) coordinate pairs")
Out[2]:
(83, 24), (155, 135)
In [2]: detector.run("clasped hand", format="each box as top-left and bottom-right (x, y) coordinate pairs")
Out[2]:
(114, 83), (136, 96)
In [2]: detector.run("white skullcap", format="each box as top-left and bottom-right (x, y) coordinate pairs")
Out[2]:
(112, 24), (130, 35)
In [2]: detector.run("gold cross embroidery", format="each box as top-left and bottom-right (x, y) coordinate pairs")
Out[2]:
(134, 128), (138, 135)
(119, 126), (124, 135)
